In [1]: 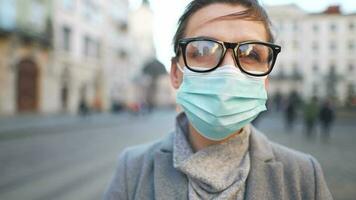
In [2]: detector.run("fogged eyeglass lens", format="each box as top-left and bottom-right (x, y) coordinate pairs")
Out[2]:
(185, 40), (223, 70)
(237, 43), (273, 74)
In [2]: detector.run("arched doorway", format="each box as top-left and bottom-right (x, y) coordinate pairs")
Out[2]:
(17, 59), (39, 113)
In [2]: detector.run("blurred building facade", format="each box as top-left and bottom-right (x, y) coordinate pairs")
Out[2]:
(267, 5), (356, 106)
(125, 0), (174, 109)
(0, 0), (52, 114)
(0, 0), (174, 115)
(52, 0), (108, 113)
(116, 0), (156, 107)
(104, 0), (136, 109)
(0, 0), (131, 115)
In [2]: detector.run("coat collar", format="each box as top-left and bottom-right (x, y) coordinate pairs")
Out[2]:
(158, 114), (275, 161)
(154, 114), (284, 199)
(244, 126), (285, 200)
(249, 126), (274, 162)
(153, 113), (188, 199)
(154, 132), (188, 200)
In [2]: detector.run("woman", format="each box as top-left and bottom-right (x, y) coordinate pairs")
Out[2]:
(105, 0), (332, 199)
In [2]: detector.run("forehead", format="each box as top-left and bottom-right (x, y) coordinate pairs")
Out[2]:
(185, 3), (268, 42)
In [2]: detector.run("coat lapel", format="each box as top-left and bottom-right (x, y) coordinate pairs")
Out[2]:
(152, 116), (285, 200)
(153, 133), (188, 200)
(244, 126), (285, 200)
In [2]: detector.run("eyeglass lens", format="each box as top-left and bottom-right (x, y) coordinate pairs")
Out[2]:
(185, 40), (223, 71)
(237, 43), (273, 75)
(184, 40), (274, 74)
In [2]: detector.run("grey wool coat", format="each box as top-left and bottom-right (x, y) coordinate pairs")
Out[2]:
(104, 126), (333, 200)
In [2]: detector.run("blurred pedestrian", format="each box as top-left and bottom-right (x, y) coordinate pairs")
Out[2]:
(303, 96), (319, 137)
(273, 91), (283, 112)
(284, 99), (297, 131)
(319, 99), (335, 140)
(92, 96), (103, 113)
(78, 98), (89, 117)
(105, 1), (332, 199)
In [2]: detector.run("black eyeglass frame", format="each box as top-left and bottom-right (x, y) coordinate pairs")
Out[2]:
(177, 37), (282, 76)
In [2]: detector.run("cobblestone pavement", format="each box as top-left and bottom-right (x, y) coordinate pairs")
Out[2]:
(0, 109), (355, 200)
(0, 110), (176, 200)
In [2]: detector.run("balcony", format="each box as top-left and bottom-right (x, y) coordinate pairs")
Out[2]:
(0, 1), (52, 47)
(0, 21), (52, 48)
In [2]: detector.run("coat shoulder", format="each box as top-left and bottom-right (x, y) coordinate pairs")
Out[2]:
(105, 133), (173, 200)
(120, 138), (165, 173)
(269, 141), (332, 199)
(270, 141), (315, 169)
(271, 140), (323, 185)
(119, 132), (173, 177)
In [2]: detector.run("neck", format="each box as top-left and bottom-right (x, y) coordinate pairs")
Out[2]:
(188, 123), (243, 152)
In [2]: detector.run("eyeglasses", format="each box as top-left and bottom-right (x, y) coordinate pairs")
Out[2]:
(177, 37), (281, 76)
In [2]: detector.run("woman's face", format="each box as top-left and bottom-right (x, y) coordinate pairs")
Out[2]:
(171, 3), (269, 89)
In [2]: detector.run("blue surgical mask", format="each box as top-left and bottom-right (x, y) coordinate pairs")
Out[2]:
(176, 64), (267, 141)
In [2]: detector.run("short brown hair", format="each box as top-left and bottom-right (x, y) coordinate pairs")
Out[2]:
(173, 0), (274, 56)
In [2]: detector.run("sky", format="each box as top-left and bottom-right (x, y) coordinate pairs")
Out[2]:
(129, 0), (356, 71)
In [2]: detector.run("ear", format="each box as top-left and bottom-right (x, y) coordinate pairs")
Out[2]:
(170, 57), (183, 89)
(265, 77), (269, 90)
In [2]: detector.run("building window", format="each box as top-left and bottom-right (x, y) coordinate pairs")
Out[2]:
(95, 40), (101, 58)
(0, 0), (16, 30)
(84, 35), (91, 56)
(312, 83), (318, 94)
(328, 64), (337, 77)
(330, 23), (337, 32)
(329, 41), (337, 51)
(62, 26), (71, 51)
(292, 63), (302, 80)
(292, 40), (299, 50)
(30, 1), (45, 30)
(330, 64), (336, 70)
(83, 0), (92, 20)
(293, 21), (298, 31)
(62, 0), (75, 10)
(312, 41), (319, 52)
(349, 22), (355, 31)
(83, 36), (100, 58)
(119, 50), (128, 59)
(349, 40), (355, 51)
(312, 24), (319, 33)
(119, 21), (128, 33)
(83, 0), (100, 23)
(313, 64), (319, 72)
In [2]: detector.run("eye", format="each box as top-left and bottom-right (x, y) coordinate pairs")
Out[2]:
(246, 50), (261, 62)
(188, 50), (199, 58)
(239, 45), (261, 62)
